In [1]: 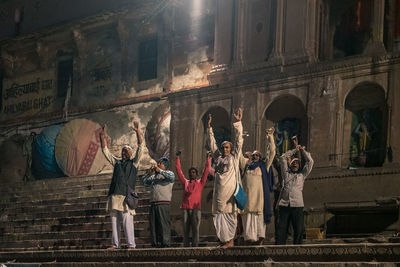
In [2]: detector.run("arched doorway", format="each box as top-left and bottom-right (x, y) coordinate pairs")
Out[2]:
(344, 83), (388, 167)
(201, 106), (231, 153)
(264, 95), (308, 157)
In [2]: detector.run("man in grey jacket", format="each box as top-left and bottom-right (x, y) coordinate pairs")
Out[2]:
(143, 157), (175, 247)
(275, 145), (313, 245)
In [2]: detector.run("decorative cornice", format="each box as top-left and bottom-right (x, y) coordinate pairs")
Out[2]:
(170, 53), (400, 100)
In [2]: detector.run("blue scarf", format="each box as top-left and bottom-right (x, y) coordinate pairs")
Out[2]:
(247, 160), (274, 224)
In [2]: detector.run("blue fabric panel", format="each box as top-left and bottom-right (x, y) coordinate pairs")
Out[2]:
(32, 125), (64, 179)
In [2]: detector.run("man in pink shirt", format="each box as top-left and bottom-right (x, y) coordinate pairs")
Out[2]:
(175, 151), (211, 247)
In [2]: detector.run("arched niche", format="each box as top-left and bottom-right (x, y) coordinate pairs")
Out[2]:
(200, 106), (231, 154)
(263, 95), (308, 157)
(344, 82), (388, 167)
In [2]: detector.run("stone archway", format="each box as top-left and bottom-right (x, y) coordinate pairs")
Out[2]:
(200, 106), (231, 154)
(263, 95), (308, 157)
(344, 82), (388, 167)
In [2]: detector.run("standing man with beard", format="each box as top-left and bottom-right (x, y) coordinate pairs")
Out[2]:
(207, 108), (243, 248)
(100, 121), (143, 250)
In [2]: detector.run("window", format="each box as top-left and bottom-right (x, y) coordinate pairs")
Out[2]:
(138, 39), (158, 81)
(57, 59), (73, 98)
(332, 0), (372, 58)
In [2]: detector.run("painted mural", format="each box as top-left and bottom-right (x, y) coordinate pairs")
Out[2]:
(0, 100), (171, 180)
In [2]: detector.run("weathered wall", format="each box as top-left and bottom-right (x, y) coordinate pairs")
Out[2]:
(0, 0), (132, 41)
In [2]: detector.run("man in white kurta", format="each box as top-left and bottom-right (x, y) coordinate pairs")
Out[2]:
(207, 108), (243, 248)
(240, 128), (275, 244)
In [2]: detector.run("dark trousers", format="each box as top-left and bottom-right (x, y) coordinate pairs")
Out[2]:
(150, 203), (171, 247)
(275, 206), (304, 245)
(183, 209), (201, 247)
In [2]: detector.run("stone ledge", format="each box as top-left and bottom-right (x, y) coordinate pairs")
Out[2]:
(0, 244), (399, 263)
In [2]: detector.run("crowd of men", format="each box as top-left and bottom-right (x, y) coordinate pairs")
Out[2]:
(99, 108), (313, 249)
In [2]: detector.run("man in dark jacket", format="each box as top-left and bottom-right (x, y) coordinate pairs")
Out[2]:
(100, 121), (143, 250)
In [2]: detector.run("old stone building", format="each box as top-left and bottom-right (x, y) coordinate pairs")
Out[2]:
(0, 0), (399, 244)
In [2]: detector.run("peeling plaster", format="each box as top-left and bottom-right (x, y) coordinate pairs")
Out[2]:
(171, 46), (211, 91)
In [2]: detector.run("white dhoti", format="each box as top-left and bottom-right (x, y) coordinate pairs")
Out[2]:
(213, 212), (237, 243)
(242, 213), (266, 242)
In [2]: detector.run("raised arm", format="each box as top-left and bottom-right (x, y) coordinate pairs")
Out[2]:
(301, 148), (314, 178)
(280, 148), (297, 180)
(131, 121), (144, 166)
(233, 108), (243, 157)
(100, 125), (118, 166)
(160, 170), (175, 182)
(265, 127), (276, 170)
(175, 155), (188, 185)
(143, 173), (155, 186)
(200, 153), (212, 186)
(207, 114), (219, 154)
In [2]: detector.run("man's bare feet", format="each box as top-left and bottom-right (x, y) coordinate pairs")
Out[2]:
(220, 239), (234, 248)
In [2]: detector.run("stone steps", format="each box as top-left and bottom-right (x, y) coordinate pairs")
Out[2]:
(0, 195), (148, 210)
(0, 220), (149, 234)
(1, 200), (151, 216)
(0, 213), (150, 234)
(0, 236), (218, 251)
(0, 175), (112, 193)
(35, 262), (400, 267)
(0, 186), (150, 203)
(0, 244), (399, 263)
(0, 173), (157, 251)
(2, 207), (151, 222)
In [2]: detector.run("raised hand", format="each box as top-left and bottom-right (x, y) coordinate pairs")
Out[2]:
(292, 135), (298, 147)
(132, 121), (140, 133)
(102, 125), (108, 135)
(208, 114), (212, 128)
(233, 108), (243, 121)
(131, 121), (143, 144)
(266, 127), (275, 135)
(100, 125), (108, 148)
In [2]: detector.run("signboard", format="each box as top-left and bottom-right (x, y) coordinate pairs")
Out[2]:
(2, 70), (57, 118)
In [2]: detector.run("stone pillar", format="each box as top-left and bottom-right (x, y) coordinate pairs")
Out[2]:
(213, 0), (235, 69)
(305, 0), (319, 62)
(233, 0), (249, 66)
(394, 0), (400, 50)
(268, 0), (285, 66)
(117, 18), (130, 93)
